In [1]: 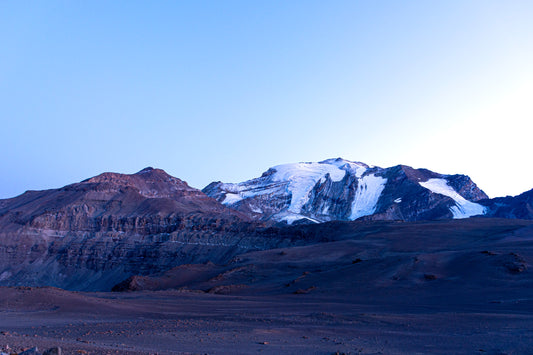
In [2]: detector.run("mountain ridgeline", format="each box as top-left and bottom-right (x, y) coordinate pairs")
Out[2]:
(0, 159), (531, 291)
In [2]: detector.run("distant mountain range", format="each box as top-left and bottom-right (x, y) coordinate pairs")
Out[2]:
(0, 158), (531, 290)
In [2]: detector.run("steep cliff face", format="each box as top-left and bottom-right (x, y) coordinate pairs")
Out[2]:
(203, 158), (489, 224)
(0, 168), (279, 291)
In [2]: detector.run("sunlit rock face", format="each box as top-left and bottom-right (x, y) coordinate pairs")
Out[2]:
(203, 158), (489, 224)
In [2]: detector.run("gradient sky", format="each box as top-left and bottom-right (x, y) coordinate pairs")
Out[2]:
(1, 1), (532, 199)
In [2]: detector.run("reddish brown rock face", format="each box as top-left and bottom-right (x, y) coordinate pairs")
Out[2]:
(0, 168), (269, 291)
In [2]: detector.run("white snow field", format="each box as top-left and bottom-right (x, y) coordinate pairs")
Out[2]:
(419, 178), (487, 218)
(349, 174), (387, 220)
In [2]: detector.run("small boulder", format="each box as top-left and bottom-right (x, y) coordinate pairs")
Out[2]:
(19, 347), (40, 355)
(423, 274), (437, 281)
(43, 347), (62, 355)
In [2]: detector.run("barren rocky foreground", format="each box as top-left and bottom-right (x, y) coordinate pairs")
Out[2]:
(1, 218), (532, 354)
(1, 287), (532, 355)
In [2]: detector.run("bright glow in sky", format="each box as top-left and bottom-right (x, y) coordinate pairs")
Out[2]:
(1, 1), (532, 199)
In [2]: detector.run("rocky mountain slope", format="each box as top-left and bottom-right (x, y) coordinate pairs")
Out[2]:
(480, 189), (533, 219)
(203, 158), (489, 224)
(0, 168), (287, 291)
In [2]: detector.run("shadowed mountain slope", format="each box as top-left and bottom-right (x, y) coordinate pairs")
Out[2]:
(112, 218), (533, 301)
(481, 188), (533, 219)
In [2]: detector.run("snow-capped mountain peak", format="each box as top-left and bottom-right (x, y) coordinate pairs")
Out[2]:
(202, 158), (489, 224)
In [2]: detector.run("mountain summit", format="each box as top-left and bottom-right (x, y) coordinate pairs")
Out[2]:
(203, 158), (489, 224)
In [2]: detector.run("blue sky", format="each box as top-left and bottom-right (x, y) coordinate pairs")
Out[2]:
(1, 1), (532, 198)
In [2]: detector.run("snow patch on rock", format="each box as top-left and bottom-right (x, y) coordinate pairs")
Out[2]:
(419, 178), (487, 219)
(219, 181), (281, 206)
(276, 211), (321, 225)
(222, 192), (243, 205)
(349, 174), (387, 220)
